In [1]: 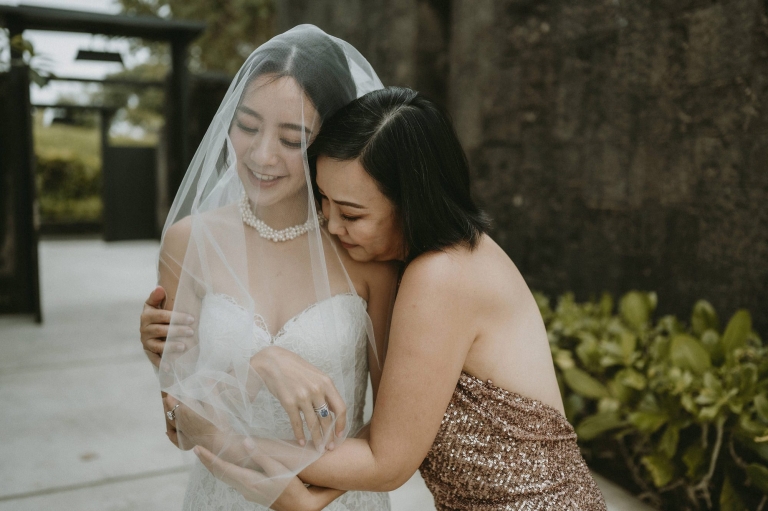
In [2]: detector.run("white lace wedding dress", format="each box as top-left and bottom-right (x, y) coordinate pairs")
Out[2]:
(182, 292), (391, 511)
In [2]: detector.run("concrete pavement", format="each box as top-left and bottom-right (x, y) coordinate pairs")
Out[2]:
(0, 238), (652, 510)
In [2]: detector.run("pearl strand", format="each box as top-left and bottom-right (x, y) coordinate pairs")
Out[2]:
(239, 193), (326, 242)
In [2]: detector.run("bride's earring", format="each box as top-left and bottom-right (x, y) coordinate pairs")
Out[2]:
(317, 209), (328, 226)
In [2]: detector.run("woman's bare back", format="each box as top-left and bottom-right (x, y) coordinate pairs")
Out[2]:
(456, 235), (564, 414)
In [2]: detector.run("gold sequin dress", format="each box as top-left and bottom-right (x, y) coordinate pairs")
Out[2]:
(420, 372), (607, 510)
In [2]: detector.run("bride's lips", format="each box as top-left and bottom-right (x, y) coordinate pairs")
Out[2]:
(340, 241), (357, 250)
(247, 168), (286, 187)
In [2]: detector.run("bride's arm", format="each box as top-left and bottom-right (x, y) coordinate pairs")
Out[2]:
(155, 217), (198, 448)
(295, 253), (477, 491)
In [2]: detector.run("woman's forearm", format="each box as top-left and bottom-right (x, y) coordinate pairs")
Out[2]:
(298, 438), (404, 492)
(307, 486), (346, 511)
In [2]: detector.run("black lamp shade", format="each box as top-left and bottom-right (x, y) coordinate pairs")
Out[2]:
(75, 49), (124, 64)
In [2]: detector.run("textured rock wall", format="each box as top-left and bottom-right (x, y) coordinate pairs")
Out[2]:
(451, 0), (768, 332)
(276, 0), (451, 106)
(280, 0), (768, 332)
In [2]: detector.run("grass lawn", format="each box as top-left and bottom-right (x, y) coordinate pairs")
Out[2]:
(33, 111), (157, 224)
(34, 112), (101, 172)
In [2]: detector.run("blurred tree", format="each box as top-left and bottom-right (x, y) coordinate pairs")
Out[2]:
(0, 28), (55, 85)
(91, 61), (167, 138)
(118, 0), (275, 75)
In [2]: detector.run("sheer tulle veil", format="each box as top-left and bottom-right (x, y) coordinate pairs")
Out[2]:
(156, 25), (383, 507)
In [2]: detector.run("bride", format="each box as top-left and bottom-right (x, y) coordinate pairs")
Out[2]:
(143, 25), (398, 510)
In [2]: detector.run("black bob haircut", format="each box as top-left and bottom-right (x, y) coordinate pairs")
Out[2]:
(308, 86), (490, 264)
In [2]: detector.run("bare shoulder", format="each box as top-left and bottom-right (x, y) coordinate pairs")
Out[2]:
(362, 259), (400, 293)
(162, 204), (238, 254)
(402, 243), (475, 285)
(326, 230), (400, 299)
(162, 215), (192, 256)
(399, 248), (472, 304)
(400, 236), (526, 309)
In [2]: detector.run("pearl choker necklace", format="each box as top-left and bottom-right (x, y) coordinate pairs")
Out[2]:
(239, 193), (326, 242)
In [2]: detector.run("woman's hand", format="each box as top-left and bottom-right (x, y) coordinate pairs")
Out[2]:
(194, 445), (342, 511)
(163, 395), (221, 452)
(161, 391), (186, 449)
(250, 346), (347, 451)
(139, 286), (194, 367)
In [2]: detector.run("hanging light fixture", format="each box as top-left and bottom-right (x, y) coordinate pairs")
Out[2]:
(75, 49), (124, 64)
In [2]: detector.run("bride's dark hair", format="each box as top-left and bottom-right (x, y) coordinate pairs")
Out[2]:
(217, 25), (357, 174)
(236, 24), (357, 120)
(308, 86), (490, 264)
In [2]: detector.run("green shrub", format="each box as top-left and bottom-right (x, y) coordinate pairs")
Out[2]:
(36, 155), (102, 222)
(537, 291), (768, 510)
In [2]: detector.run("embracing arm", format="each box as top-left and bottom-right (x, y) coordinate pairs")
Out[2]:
(297, 254), (478, 492)
(363, 260), (400, 404)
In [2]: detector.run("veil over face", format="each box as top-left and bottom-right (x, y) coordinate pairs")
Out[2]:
(157, 25), (383, 507)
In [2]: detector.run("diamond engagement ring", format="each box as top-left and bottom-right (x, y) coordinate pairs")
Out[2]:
(167, 404), (180, 421)
(314, 403), (330, 418)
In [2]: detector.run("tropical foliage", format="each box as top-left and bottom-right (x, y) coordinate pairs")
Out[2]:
(537, 291), (768, 510)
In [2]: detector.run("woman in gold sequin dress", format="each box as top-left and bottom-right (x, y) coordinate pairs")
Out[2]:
(193, 87), (608, 511)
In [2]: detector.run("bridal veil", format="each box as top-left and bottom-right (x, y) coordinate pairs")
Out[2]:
(157, 25), (383, 507)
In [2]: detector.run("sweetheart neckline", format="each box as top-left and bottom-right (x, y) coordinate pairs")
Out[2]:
(205, 292), (367, 342)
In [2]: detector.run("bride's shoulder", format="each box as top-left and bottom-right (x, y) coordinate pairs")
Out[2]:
(162, 215), (192, 253)
(362, 259), (401, 294)
(163, 205), (238, 248)
(348, 255), (400, 290)
(327, 234), (400, 296)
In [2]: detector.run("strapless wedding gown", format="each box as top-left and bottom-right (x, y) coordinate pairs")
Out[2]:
(182, 292), (391, 511)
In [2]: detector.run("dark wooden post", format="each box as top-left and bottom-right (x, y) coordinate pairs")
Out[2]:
(6, 19), (42, 322)
(167, 37), (192, 201)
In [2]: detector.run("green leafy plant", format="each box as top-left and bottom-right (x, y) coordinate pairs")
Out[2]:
(537, 291), (768, 510)
(36, 155), (102, 223)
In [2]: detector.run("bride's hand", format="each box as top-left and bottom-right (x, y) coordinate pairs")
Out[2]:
(139, 286), (194, 367)
(163, 395), (221, 452)
(142, 285), (346, 450)
(250, 346), (347, 452)
(194, 445), (339, 511)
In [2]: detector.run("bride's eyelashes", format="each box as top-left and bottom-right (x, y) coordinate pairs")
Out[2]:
(235, 120), (259, 134)
(235, 121), (302, 149)
(281, 139), (303, 149)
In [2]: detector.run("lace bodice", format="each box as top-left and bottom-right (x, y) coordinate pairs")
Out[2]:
(182, 292), (390, 511)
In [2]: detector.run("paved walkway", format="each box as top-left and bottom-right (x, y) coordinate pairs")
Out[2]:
(0, 239), (653, 510)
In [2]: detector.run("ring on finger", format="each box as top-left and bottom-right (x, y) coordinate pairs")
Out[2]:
(313, 403), (330, 418)
(167, 403), (180, 421)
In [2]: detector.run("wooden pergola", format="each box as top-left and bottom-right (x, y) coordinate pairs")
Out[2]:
(0, 5), (205, 322)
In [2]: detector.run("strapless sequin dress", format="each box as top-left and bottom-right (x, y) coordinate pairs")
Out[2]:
(420, 372), (606, 510)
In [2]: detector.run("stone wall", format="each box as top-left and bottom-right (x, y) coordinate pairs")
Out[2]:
(279, 0), (768, 333)
(276, 0), (451, 107)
